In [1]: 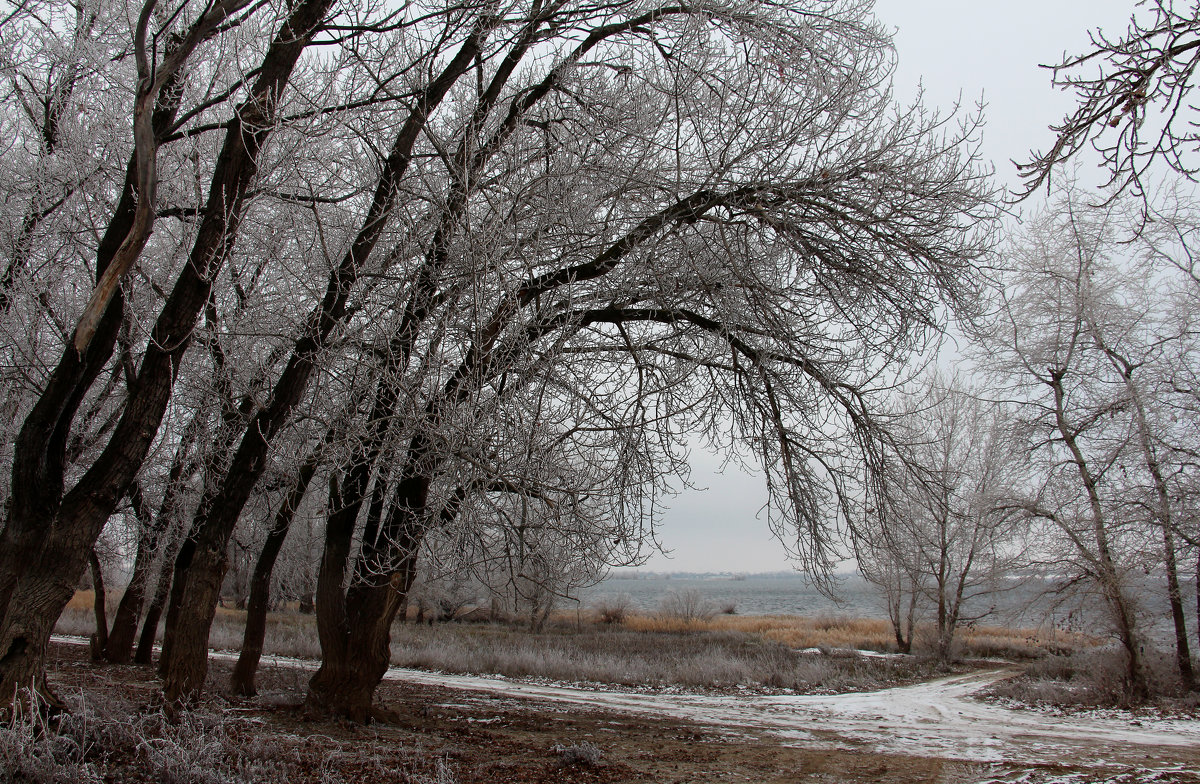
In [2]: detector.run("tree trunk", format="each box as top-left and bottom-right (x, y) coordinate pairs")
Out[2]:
(87, 548), (107, 661)
(160, 538), (228, 705)
(1162, 525), (1195, 690)
(158, 32), (483, 705)
(305, 579), (406, 722)
(1049, 372), (1148, 701)
(0, 533), (96, 708)
(1096, 341), (1193, 690)
(104, 471), (189, 664)
(0, 43), (197, 700)
(158, 537), (194, 678)
(902, 585), (917, 654)
(0, 0), (335, 708)
(134, 541), (177, 666)
(103, 504), (152, 663)
(230, 447), (321, 696)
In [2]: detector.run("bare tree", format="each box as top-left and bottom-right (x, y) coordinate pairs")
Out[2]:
(0, 0), (337, 707)
(0, 0), (994, 719)
(296, 0), (995, 719)
(856, 376), (1025, 661)
(980, 182), (1200, 698)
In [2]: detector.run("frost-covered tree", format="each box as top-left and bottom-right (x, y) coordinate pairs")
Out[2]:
(981, 183), (1200, 698)
(0, 0), (996, 717)
(1020, 1), (1200, 203)
(856, 376), (1025, 661)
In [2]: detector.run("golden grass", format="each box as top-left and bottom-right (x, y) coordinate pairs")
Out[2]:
(591, 609), (1093, 659)
(59, 590), (1094, 664)
(65, 590), (96, 611)
(622, 612), (895, 650)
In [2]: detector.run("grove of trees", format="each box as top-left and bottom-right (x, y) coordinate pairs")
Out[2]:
(5, 0), (1200, 720)
(0, 0), (993, 719)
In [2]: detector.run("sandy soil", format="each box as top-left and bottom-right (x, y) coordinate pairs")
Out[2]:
(46, 638), (1200, 783)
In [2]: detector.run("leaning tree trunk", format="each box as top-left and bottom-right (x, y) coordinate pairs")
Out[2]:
(105, 403), (201, 664)
(159, 33), (483, 706)
(230, 446), (322, 696)
(1162, 526), (1195, 690)
(305, 503), (422, 722)
(104, 471), (190, 664)
(87, 549), (108, 661)
(304, 451), (452, 720)
(103, 487), (154, 663)
(305, 578), (409, 722)
(134, 531), (181, 666)
(1050, 373), (1148, 701)
(0, 0), (336, 706)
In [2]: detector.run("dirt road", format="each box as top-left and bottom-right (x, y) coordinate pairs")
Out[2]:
(51, 635), (1200, 782)
(381, 664), (1200, 767)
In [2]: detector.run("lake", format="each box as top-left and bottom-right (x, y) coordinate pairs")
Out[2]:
(571, 571), (1187, 643)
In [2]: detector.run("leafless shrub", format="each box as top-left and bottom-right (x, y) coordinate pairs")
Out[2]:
(990, 644), (1190, 707)
(0, 688), (303, 784)
(718, 602), (737, 615)
(138, 709), (288, 784)
(593, 595), (632, 625)
(658, 589), (715, 623)
(551, 741), (602, 767)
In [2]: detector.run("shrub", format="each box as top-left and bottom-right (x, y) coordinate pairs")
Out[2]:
(658, 589), (715, 623)
(593, 594), (632, 625)
(551, 741), (602, 767)
(0, 689), (301, 784)
(989, 644), (1190, 707)
(0, 691), (101, 784)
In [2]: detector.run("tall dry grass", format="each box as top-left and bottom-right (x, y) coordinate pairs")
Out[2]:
(54, 590), (1093, 695)
(620, 611), (1086, 660)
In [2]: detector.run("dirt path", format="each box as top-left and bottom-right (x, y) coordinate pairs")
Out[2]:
(51, 635), (1200, 781)
(378, 665), (1200, 767)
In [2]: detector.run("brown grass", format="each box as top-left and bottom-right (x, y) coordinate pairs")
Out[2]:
(54, 591), (1094, 695)
(616, 611), (1089, 660)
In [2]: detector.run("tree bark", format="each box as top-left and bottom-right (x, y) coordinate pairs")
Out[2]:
(87, 549), (107, 661)
(305, 482), (422, 721)
(305, 578), (408, 722)
(104, 408), (199, 664)
(1162, 526), (1194, 689)
(1049, 371), (1147, 700)
(104, 474), (184, 664)
(304, 434), (435, 719)
(1098, 344), (1194, 690)
(134, 534), (180, 666)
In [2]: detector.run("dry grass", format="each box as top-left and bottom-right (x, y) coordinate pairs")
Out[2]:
(0, 683), (462, 784)
(387, 622), (947, 693)
(987, 645), (1200, 708)
(55, 591), (1093, 697)
(619, 612), (1087, 661)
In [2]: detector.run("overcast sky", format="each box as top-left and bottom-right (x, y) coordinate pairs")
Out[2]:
(619, 0), (1138, 575)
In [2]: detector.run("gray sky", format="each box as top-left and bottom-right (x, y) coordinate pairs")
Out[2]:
(621, 0), (1137, 574)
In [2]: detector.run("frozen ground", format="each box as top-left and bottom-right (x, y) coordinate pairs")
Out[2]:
(52, 635), (1200, 782)
(381, 665), (1199, 765)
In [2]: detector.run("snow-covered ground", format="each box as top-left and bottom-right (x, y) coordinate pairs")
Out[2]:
(382, 665), (1199, 765)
